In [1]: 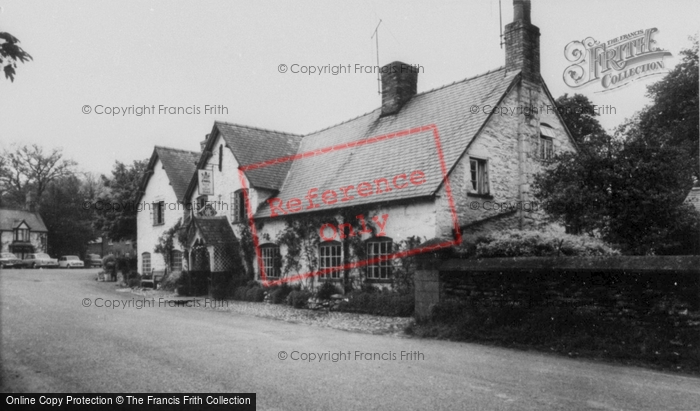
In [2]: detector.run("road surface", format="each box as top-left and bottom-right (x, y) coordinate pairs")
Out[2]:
(1, 268), (699, 410)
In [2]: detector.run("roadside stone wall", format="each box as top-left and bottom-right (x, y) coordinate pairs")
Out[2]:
(438, 257), (699, 329)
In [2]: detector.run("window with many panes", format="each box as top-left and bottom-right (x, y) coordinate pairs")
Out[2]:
(469, 158), (489, 195)
(14, 227), (29, 242)
(232, 189), (247, 223)
(319, 241), (342, 279)
(171, 250), (183, 272)
(152, 201), (165, 225)
(367, 238), (393, 280)
(540, 124), (555, 160)
(261, 245), (280, 278)
(142, 252), (151, 274)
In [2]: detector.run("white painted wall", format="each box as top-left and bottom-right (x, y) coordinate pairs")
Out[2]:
(137, 157), (186, 274)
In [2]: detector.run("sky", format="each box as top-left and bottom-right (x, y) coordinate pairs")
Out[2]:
(1, 0), (698, 177)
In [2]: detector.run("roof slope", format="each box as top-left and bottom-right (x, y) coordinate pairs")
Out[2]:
(155, 147), (200, 202)
(193, 216), (236, 245)
(255, 67), (518, 218)
(215, 122), (303, 190)
(138, 146), (200, 203)
(0, 208), (48, 232)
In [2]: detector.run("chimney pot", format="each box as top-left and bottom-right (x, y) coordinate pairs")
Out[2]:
(513, 0), (531, 23)
(25, 191), (36, 212)
(505, 0), (539, 83)
(200, 134), (210, 151)
(380, 61), (418, 116)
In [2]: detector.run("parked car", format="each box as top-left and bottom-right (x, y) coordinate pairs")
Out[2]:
(0, 252), (23, 268)
(85, 254), (103, 268)
(22, 253), (59, 268)
(58, 255), (85, 268)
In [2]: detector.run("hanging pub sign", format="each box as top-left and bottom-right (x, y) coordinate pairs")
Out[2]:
(198, 169), (214, 195)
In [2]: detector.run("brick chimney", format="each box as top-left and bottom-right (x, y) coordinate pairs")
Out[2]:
(25, 191), (37, 212)
(380, 61), (418, 116)
(200, 134), (210, 151)
(504, 0), (540, 84)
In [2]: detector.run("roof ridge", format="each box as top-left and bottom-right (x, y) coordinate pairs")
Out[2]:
(154, 145), (200, 155)
(304, 108), (380, 137)
(416, 66), (507, 97)
(303, 66), (508, 137)
(215, 121), (304, 137)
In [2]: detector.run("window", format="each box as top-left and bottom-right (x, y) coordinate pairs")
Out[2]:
(197, 195), (207, 213)
(152, 201), (165, 225)
(540, 124), (555, 160)
(260, 244), (280, 278)
(367, 238), (393, 280)
(469, 158), (489, 195)
(171, 250), (183, 272)
(319, 241), (342, 279)
(142, 252), (151, 274)
(218, 145), (223, 172)
(14, 227), (29, 242)
(232, 189), (248, 223)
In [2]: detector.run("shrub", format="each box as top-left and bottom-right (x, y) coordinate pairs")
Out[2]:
(289, 290), (312, 308)
(245, 286), (265, 302)
(316, 281), (341, 300)
(127, 271), (141, 288)
(475, 229), (620, 258)
(270, 283), (292, 304)
(176, 271), (209, 296)
(338, 291), (414, 317)
(233, 287), (248, 301)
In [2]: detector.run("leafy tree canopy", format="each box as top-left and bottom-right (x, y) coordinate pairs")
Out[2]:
(93, 159), (148, 242)
(0, 31), (32, 82)
(534, 38), (700, 255)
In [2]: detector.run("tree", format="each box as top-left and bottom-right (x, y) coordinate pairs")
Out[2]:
(534, 38), (700, 255)
(39, 175), (97, 257)
(637, 36), (699, 178)
(93, 160), (148, 242)
(0, 144), (76, 208)
(0, 31), (32, 82)
(554, 93), (614, 154)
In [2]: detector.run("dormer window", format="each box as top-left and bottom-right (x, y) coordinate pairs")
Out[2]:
(14, 222), (30, 242)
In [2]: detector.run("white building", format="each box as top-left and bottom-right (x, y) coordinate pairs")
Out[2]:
(136, 146), (199, 275)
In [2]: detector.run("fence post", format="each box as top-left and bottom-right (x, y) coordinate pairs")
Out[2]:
(414, 248), (446, 320)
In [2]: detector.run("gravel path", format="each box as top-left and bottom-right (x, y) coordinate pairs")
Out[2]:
(131, 288), (413, 337)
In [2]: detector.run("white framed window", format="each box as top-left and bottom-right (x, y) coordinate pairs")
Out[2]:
(171, 250), (183, 272)
(469, 158), (489, 195)
(232, 189), (247, 223)
(14, 227), (29, 242)
(142, 252), (151, 274)
(367, 238), (393, 280)
(152, 201), (165, 225)
(319, 241), (342, 279)
(540, 124), (555, 160)
(261, 244), (280, 278)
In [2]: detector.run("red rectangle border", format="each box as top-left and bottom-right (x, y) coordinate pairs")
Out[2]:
(237, 124), (462, 286)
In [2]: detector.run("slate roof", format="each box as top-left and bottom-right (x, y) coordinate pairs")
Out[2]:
(215, 122), (303, 190)
(0, 208), (48, 232)
(254, 67), (519, 218)
(193, 216), (237, 245)
(138, 146), (200, 203)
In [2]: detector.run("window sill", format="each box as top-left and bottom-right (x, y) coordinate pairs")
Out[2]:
(318, 277), (343, 282)
(365, 278), (392, 284)
(467, 192), (493, 199)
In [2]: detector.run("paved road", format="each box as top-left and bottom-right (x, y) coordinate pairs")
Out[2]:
(1, 268), (699, 410)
